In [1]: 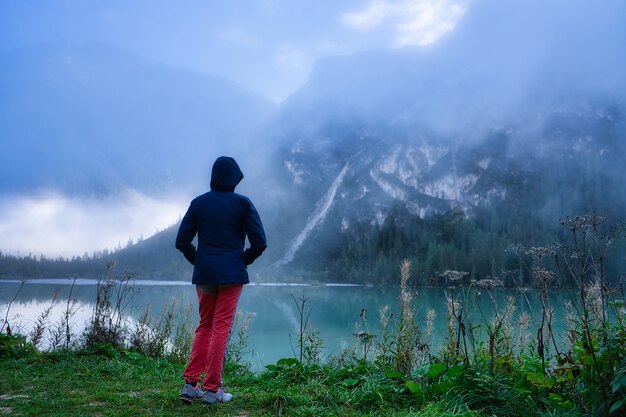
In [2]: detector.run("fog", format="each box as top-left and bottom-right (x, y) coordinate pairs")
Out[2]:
(283, 0), (626, 143)
(1, 0), (625, 259)
(0, 0), (469, 103)
(0, 191), (185, 258)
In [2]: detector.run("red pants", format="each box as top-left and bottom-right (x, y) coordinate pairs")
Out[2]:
(183, 284), (243, 392)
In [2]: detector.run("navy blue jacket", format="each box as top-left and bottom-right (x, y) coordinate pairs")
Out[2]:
(175, 157), (267, 285)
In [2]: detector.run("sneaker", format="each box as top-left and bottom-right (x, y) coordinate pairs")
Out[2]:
(179, 383), (204, 404)
(202, 387), (233, 405)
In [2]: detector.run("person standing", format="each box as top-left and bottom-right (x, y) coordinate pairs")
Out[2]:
(175, 156), (267, 406)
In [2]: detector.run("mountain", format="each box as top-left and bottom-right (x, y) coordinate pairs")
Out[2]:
(2, 1), (625, 284)
(42, 96), (622, 284)
(262, 102), (625, 269)
(0, 42), (276, 196)
(91, 55), (625, 284)
(252, 0), (626, 281)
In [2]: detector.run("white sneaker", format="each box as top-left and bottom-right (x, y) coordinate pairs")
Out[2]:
(202, 387), (233, 405)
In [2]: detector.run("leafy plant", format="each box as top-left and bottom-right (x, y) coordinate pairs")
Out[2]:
(0, 333), (36, 359)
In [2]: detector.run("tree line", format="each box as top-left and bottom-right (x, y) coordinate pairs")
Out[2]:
(1, 204), (624, 287)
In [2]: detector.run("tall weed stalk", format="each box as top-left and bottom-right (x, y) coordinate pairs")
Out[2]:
(370, 260), (426, 373)
(28, 295), (56, 349)
(83, 262), (136, 348)
(473, 278), (516, 373)
(395, 259), (420, 373)
(290, 294), (325, 365)
(443, 270), (470, 365)
(1, 280), (25, 336)
(522, 215), (625, 416)
(48, 276), (79, 350)
(555, 216), (618, 415)
(227, 310), (255, 368)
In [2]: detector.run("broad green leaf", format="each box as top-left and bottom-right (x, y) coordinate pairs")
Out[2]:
(548, 393), (564, 403)
(447, 365), (465, 378)
(610, 400), (623, 414)
(426, 363), (447, 379)
(384, 368), (404, 379)
(432, 381), (454, 394)
(277, 358), (300, 367)
(340, 377), (360, 388)
(405, 381), (422, 396)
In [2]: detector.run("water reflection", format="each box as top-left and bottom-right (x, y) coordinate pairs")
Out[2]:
(0, 280), (573, 368)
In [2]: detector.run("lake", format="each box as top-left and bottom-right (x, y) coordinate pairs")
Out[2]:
(0, 279), (574, 368)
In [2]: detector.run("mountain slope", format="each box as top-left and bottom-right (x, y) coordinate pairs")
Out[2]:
(109, 1), (626, 282)
(0, 42), (276, 195)
(255, 0), (626, 276)
(3, 1), (626, 284)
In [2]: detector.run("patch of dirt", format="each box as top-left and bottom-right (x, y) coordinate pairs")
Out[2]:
(0, 395), (28, 400)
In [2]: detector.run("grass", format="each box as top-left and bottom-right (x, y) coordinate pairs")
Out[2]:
(1, 349), (485, 417)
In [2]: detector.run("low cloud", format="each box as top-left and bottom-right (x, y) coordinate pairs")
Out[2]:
(342, 0), (468, 47)
(219, 28), (262, 48)
(394, 0), (467, 46)
(342, 1), (395, 29)
(274, 44), (309, 71)
(0, 190), (186, 258)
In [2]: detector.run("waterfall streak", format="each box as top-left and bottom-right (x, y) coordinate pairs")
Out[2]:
(276, 163), (350, 266)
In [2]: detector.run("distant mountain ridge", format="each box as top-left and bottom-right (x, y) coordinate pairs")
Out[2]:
(265, 102), (625, 268)
(256, 0), (626, 271)
(0, 42), (276, 195)
(76, 99), (624, 283)
(2, 1), (625, 283)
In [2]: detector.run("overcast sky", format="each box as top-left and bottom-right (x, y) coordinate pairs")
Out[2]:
(0, 0), (473, 258)
(2, 0), (624, 258)
(0, 0), (469, 102)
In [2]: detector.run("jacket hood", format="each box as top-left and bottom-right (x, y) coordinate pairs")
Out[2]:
(210, 156), (244, 191)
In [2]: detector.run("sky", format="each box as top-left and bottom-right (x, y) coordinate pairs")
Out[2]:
(0, 191), (183, 258)
(0, 0), (469, 102)
(0, 0), (471, 257)
(2, 0), (624, 259)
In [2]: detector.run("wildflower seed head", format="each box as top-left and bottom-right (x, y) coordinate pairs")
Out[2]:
(426, 309), (436, 321)
(507, 245), (525, 256)
(526, 246), (557, 258)
(240, 312), (255, 333)
(584, 279), (604, 323)
(379, 305), (390, 331)
(564, 301), (577, 328)
(533, 269), (554, 285)
(474, 277), (503, 289)
(441, 270), (468, 282)
(518, 311), (530, 331)
(445, 295), (460, 315)
(425, 309), (436, 340)
(560, 215), (606, 233)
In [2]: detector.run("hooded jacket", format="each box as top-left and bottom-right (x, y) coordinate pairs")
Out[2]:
(175, 156), (267, 285)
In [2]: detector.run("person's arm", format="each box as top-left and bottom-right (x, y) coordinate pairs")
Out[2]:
(175, 203), (198, 265)
(243, 201), (267, 265)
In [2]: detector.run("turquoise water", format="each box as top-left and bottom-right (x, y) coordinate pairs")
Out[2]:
(0, 279), (573, 367)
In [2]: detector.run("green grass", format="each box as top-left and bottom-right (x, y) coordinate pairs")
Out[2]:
(1, 350), (488, 417)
